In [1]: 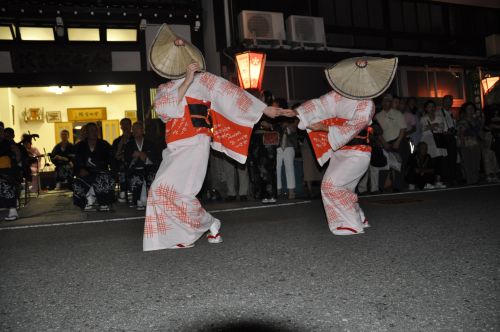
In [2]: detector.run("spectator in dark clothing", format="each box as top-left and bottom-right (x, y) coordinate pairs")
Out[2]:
(73, 123), (115, 211)
(124, 122), (159, 210)
(440, 95), (459, 185)
(51, 129), (75, 189)
(483, 94), (500, 168)
(0, 125), (21, 221)
(111, 118), (132, 203)
(406, 142), (435, 190)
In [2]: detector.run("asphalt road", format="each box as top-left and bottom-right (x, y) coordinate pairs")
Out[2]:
(1, 185), (499, 331)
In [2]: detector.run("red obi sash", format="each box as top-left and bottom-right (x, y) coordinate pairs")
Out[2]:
(165, 97), (212, 144)
(165, 96), (254, 158)
(308, 117), (372, 159)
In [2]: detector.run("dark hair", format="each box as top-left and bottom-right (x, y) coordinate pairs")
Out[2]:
(4, 128), (14, 136)
(21, 133), (32, 144)
(61, 129), (69, 135)
(273, 97), (288, 109)
(120, 118), (132, 125)
(86, 122), (98, 129)
(460, 102), (476, 118)
(393, 95), (400, 101)
(132, 121), (144, 128)
(424, 100), (436, 110)
(262, 90), (274, 106)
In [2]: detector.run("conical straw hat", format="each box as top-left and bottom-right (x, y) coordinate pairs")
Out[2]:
(324, 57), (398, 100)
(149, 24), (206, 79)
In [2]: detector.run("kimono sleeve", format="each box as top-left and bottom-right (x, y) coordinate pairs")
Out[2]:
(153, 80), (184, 122)
(327, 99), (374, 151)
(197, 72), (267, 163)
(204, 73), (265, 127)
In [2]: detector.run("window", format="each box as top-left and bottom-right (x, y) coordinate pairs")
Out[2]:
(0, 26), (13, 40)
(19, 27), (54, 41)
(67, 28), (100, 41)
(402, 67), (465, 100)
(106, 29), (137, 42)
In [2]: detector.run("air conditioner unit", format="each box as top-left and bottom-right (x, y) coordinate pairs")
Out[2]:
(238, 10), (285, 42)
(485, 34), (500, 58)
(286, 15), (325, 45)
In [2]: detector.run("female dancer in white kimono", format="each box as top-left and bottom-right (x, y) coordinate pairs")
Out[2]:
(283, 57), (398, 235)
(144, 24), (283, 251)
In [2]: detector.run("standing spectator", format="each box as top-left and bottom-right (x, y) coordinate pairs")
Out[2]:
(406, 142), (435, 190)
(440, 95), (459, 185)
(248, 91), (278, 203)
(222, 157), (249, 202)
(51, 129), (75, 190)
(403, 97), (421, 147)
(112, 118), (132, 203)
(420, 100), (447, 188)
(483, 94), (500, 175)
(73, 123), (115, 211)
(375, 94), (410, 191)
(275, 98), (298, 199)
(124, 122), (158, 210)
(457, 103), (482, 184)
(358, 117), (388, 194)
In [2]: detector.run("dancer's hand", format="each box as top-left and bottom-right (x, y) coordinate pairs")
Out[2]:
(280, 109), (298, 117)
(185, 62), (200, 84)
(263, 106), (281, 119)
(307, 122), (328, 132)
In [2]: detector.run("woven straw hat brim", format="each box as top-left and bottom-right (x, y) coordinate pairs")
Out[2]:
(149, 24), (206, 79)
(325, 57), (398, 100)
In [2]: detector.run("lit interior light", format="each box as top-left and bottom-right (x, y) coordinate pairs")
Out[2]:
(103, 85), (117, 94)
(48, 86), (67, 94)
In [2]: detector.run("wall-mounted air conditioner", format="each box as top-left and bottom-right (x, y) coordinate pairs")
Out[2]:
(238, 10), (285, 42)
(286, 15), (325, 45)
(485, 34), (500, 58)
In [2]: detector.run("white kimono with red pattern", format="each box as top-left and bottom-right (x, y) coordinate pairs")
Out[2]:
(143, 72), (265, 251)
(296, 91), (375, 235)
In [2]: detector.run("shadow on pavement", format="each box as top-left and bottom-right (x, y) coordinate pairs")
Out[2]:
(187, 320), (302, 332)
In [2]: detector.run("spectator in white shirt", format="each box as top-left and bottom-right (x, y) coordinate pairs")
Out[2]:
(375, 94), (411, 191)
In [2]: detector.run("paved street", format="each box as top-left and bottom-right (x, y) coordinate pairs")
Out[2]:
(1, 185), (499, 331)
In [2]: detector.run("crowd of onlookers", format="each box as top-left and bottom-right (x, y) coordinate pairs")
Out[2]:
(358, 93), (500, 194)
(1, 91), (499, 221)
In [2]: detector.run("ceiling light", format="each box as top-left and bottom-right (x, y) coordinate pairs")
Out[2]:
(103, 84), (116, 94)
(49, 86), (66, 94)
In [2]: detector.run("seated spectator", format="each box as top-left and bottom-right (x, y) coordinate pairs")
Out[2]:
(20, 134), (42, 193)
(457, 102), (482, 185)
(112, 118), (132, 203)
(124, 122), (158, 210)
(420, 100), (447, 189)
(406, 142), (435, 190)
(0, 125), (21, 221)
(51, 129), (75, 190)
(73, 122), (115, 211)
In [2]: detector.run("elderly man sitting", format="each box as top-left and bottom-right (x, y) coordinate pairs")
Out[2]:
(73, 123), (115, 211)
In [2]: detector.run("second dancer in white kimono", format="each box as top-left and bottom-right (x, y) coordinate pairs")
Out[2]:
(144, 24), (283, 251)
(283, 57), (398, 235)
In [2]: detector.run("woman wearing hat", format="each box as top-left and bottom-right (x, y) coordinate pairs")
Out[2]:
(144, 24), (284, 251)
(282, 57), (398, 235)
